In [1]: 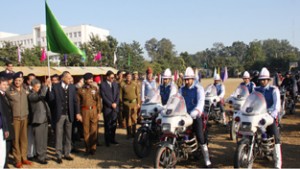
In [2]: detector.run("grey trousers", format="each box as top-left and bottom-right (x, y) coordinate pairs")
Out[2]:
(32, 123), (48, 161)
(55, 115), (72, 158)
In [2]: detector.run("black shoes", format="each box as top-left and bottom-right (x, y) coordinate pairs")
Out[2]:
(37, 159), (48, 165)
(56, 158), (63, 164)
(110, 140), (119, 145)
(64, 155), (74, 161)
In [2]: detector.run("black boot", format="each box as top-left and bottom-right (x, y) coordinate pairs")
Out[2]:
(127, 126), (132, 139)
(132, 124), (136, 138)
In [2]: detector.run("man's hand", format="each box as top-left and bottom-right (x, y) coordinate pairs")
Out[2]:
(76, 114), (83, 122)
(112, 103), (117, 109)
(190, 110), (201, 119)
(137, 104), (140, 109)
(4, 131), (9, 139)
(97, 113), (101, 120)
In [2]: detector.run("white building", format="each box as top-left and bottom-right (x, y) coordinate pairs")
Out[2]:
(0, 24), (109, 65)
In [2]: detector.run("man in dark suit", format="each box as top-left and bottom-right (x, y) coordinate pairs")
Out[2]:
(0, 76), (14, 168)
(28, 79), (51, 165)
(0, 61), (15, 78)
(0, 77), (10, 168)
(100, 70), (119, 147)
(48, 71), (81, 164)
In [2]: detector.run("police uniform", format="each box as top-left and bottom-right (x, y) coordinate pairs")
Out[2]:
(159, 82), (177, 105)
(240, 82), (256, 94)
(77, 73), (101, 154)
(120, 80), (140, 138)
(255, 67), (282, 168)
(117, 76), (125, 128)
(180, 67), (211, 167)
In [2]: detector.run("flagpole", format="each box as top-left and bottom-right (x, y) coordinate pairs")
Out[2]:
(46, 49), (51, 91)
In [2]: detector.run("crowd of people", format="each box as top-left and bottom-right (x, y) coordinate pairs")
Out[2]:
(0, 60), (293, 169)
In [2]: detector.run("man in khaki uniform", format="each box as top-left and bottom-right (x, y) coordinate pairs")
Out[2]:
(116, 70), (125, 128)
(133, 71), (142, 123)
(77, 73), (101, 155)
(6, 72), (32, 168)
(120, 72), (140, 138)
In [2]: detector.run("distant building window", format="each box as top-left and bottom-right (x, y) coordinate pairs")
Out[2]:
(24, 40), (26, 45)
(69, 33), (72, 38)
(78, 32), (81, 37)
(78, 42), (81, 46)
(31, 39), (33, 44)
(74, 32), (77, 38)
(42, 37), (45, 42)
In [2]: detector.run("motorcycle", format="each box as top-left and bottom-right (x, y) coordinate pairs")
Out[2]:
(204, 84), (222, 123)
(154, 93), (209, 168)
(226, 85), (249, 141)
(233, 92), (275, 168)
(133, 93), (164, 158)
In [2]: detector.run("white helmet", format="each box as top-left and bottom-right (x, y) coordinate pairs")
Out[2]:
(214, 74), (221, 81)
(184, 67), (195, 79)
(162, 68), (172, 79)
(243, 71), (250, 79)
(258, 67), (270, 80)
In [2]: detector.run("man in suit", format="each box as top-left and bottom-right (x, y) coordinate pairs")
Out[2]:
(0, 76), (14, 168)
(28, 79), (51, 165)
(0, 77), (10, 169)
(100, 70), (119, 147)
(48, 71), (81, 164)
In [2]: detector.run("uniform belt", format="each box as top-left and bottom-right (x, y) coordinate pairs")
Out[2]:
(81, 106), (96, 110)
(124, 99), (137, 103)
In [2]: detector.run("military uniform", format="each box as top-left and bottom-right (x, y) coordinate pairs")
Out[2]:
(77, 85), (101, 153)
(120, 81), (140, 138)
(117, 79), (125, 128)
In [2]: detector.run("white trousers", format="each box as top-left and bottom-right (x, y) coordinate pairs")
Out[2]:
(0, 129), (7, 168)
(27, 125), (36, 157)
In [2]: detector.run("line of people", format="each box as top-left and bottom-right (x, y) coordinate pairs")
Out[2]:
(0, 61), (285, 168)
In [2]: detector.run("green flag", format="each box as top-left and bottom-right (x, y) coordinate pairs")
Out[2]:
(46, 1), (83, 55)
(128, 54), (131, 66)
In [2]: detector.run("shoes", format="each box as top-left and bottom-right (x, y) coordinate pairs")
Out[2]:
(37, 159), (48, 165)
(22, 160), (32, 165)
(15, 162), (23, 168)
(64, 155), (74, 161)
(56, 158), (63, 164)
(90, 150), (96, 155)
(110, 140), (119, 145)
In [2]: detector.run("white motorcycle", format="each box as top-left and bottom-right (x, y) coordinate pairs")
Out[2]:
(226, 85), (249, 141)
(154, 93), (208, 168)
(233, 92), (276, 168)
(133, 93), (164, 158)
(204, 84), (222, 123)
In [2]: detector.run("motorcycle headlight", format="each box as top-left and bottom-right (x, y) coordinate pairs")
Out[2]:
(140, 110), (147, 117)
(162, 123), (171, 132)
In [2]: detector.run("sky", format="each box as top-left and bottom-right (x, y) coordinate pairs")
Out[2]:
(0, 0), (300, 56)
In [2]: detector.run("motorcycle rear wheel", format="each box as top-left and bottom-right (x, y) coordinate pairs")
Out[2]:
(234, 138), (254, 168)
(154, 146), (177, 168)
(133, 129), (152, 158)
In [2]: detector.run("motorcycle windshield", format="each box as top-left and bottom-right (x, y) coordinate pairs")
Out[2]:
(241, 92), (267, 116)
(144, 92), (161, 104)
(205, 84), (218, 97)
(232, 85), (249, 100)
(161, 93), (187, 116)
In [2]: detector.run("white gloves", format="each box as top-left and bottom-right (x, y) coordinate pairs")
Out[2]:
(190, 110), (200, 119)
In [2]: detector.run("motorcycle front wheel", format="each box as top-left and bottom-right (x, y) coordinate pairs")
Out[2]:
(234, 138), (254, 168)
(133, 129), (151, 158)
(229, 121), (237, 141)
(154, 146), (177, 168)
